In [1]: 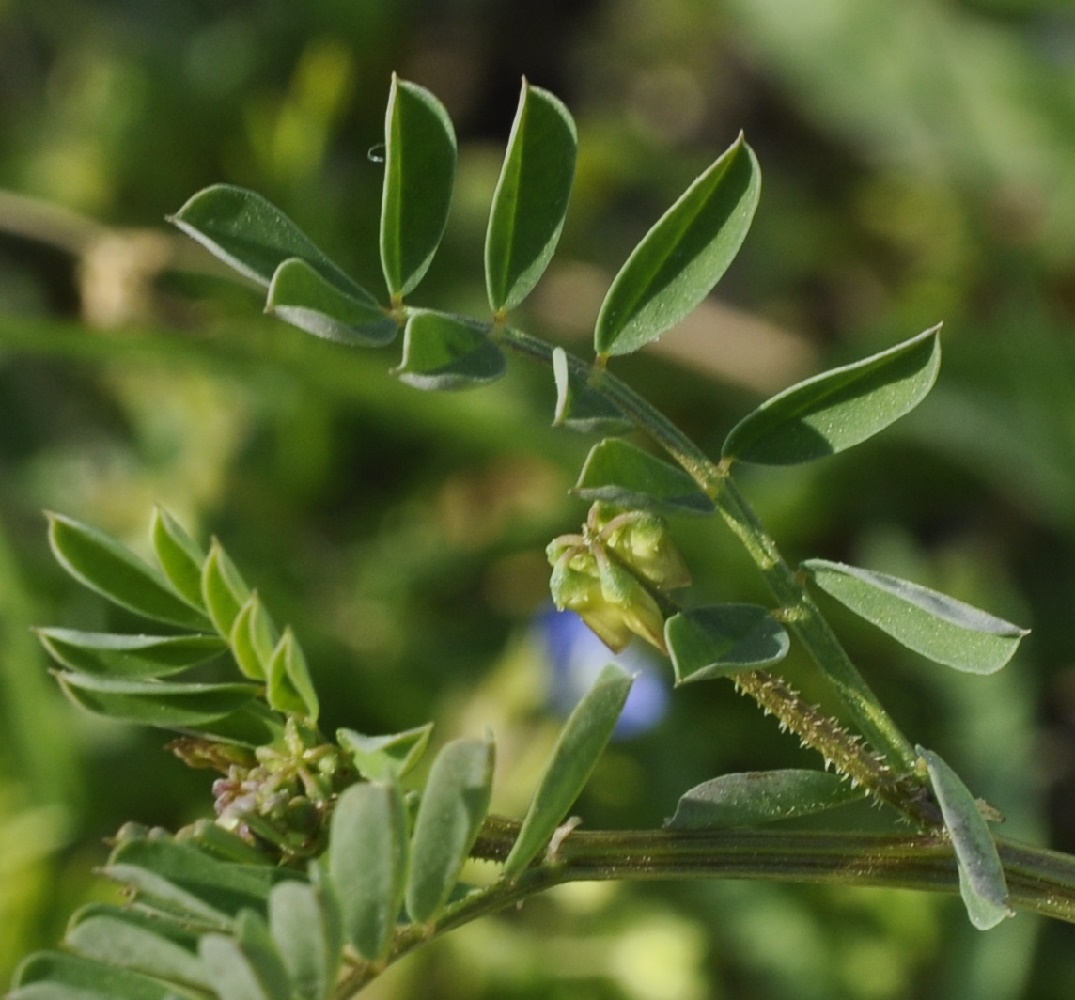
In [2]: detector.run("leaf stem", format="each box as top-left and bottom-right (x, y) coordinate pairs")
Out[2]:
(500, 329), (921, 780)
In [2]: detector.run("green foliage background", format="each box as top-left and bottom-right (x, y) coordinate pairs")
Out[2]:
(3, 1), (1075, 997)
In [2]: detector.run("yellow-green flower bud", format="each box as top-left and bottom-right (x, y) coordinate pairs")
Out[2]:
(592, 504), (691, 591)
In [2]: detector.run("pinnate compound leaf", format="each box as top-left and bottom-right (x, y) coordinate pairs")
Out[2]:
(406, 737), (495, 925)
(48, 513), (209, 630)
(666, 769), (865, 830)
(803, 559), (1026, 673)
(11, 951), (202, 1000)
(595, 135), (760, 356)
(269, 878), (342, 1000)
(918, 746), (1012, 930)
(199, 911), (291, 1000)
(150, 507), (207, 609)
(394, 310), (506, 390)
(202, 540), (252, 638)
(169, 183), (360, 297)
(574, 438), (714, 515)
(503, 663), (633, 879)
(552, 347), (632, 434)
(381, 75), (457, 298)
(666, 605), (790, 683)
(337, 724), (434, 782)
(66, 905), (211, 990)
(486, 80), (577, 312)
(329, 782), (409, 961)
(722, 326), (942, 465)
(36, 629), (226, 678)
(267, 629), (319, 720)
(266, 258), (396, 347)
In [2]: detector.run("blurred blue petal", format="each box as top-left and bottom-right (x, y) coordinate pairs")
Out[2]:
(535, 605), (669, 737)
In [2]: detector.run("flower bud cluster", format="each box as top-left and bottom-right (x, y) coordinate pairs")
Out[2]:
(546, 502), (691, 653)
(172, 718), (356, 864)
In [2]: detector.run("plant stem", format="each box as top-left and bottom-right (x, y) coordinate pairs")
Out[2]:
(500, 329), (921, 780)
(337, 819), (1075, 997)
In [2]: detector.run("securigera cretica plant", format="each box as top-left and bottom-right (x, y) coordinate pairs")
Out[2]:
(10, 74), (1075, 1000)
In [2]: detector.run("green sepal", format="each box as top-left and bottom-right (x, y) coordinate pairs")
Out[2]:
(336, 723), (434, 782)
(485, 79), (577, 312)
(803, 559), (1027, 673)
(595, 135), (760, 357)
(551, 347), (633, 435)
(150, 507), (207, 609)
(406, 737), (495, 925)
(502, 663), (633, 879)
(380, 75), (457, 298)
(36, 629), (226, 678)
(202, 540), (253, 639)
(393, 310), (506, 390)
(266, 257), (397, 347)
(10, 950), (203, 1000)
(65, 905), (211, 991)
(665, 605), (790, 683)
(269, 875), (343, 1000)
(722, 326), (942, 465)
(47, 513), (209, 630)
(267, 629), (319, 720)
(169, 183), (359, 296)
(918, 746), (1012, 930)
(665, 769), (865, 830)
(199, 910), (291, 1000)
(329, 782), (409, 961)
(573, 438), (714, 515)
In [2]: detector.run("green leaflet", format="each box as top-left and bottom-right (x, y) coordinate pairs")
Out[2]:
(150, 507), (207, 609)
(169, 183), (369, 300)
(48, 513), (209, 630)
(267, 629), (319, 720)
(666, 769), (865, 830)
(55, 673), (262, 731)
(551, 347), (633, 435)
(595, 135), (760, 357)
(65, 906), (211, 991)
(266, 258), (397, 347)
(329, 782), (409, 961)
(36, 629), (226, 679)
(665, 605), (790, 683)
(230, 593), (277, 682)
(269, 878), (342, 1000)
(202, 540), (252, 638)
(380, 75), (457, 298)
(199, 911), (291, 1000)
(10, 951), (203, 1000)
(394, 310), (506, 390)
(406, 737), (495, 925)
(104, 834), (286, 922)
(502, 663), (633, 879)
(485, 79), (577, 312)
(918, 746), (1012, 930)
(803, 559), (1027, 673)
(574, 438), (715, 515)
(722, 326), (941, 465)
(337, 723), (434, 782)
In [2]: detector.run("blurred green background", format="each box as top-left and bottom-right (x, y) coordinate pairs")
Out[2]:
(3, 0), (1075, 997)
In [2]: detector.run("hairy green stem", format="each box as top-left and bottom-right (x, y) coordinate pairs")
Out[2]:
(337, 820), (1075, 997)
